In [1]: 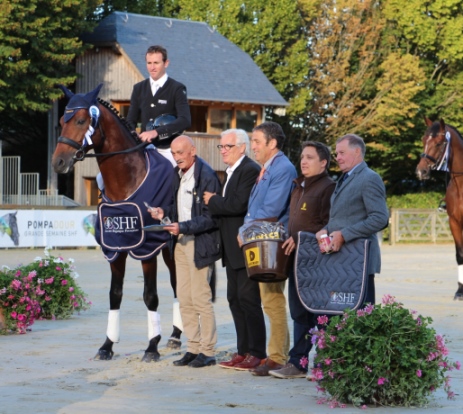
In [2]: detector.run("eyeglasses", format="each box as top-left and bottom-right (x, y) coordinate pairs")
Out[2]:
(217, 144), (236, 151)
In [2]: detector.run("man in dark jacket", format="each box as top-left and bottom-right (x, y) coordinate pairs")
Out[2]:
(127, 44), (191, 349)
(269, 141), (335, 379)
(203, 129), (267, 371)
(127, 45), (191, 158)
(148, 135), (221, 368)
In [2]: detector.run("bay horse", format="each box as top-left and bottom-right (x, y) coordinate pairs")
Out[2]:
(416, 117), (463, 300)
(51, 83), (182, 361)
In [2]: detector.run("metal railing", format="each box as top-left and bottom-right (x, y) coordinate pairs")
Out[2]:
(0, 143), (80, 207)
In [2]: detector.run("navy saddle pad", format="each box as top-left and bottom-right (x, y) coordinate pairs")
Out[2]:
(295, 231), (370, 315)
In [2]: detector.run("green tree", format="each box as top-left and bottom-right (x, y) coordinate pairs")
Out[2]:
(0, 0), (99, 113)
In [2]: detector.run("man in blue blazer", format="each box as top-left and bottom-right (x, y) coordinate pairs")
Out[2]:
(316, 134), (389, 304)
(243, 121), (297, 376)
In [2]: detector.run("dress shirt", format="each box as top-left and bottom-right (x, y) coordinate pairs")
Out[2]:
(223, 155), (245, 196)
(150, 73), (168, 96)
(177, 163), (195, 223)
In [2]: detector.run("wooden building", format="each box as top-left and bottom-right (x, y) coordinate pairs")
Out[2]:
(55, 12), (287, 205)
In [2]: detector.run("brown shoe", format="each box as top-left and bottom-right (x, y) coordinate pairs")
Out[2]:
(219, 353), (246, 369)
(251, 358), (284, 376)
(234, 354), (262, 371)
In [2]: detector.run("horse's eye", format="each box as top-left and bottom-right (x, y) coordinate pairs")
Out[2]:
(76, 119), (86, 126)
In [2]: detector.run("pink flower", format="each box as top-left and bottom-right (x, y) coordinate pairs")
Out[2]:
(416, 317), (422, 326)
(381, 294), (395, 305)
(317, 315), (329, 325)
(361, 405), (367, 409)
(324, 358), (332, 365)
(377, 377), (388, 385)
(45, 277), (54, 284)
(69, 287), (74, 292)
(56, 266), (62, 271)
(357, 309), (366, 317)
(364, 303), (374, 314)
(300, 356), (308, 368)
(11, 279), (22, 290)
(61, 279), (68, 286)
(330, 335), (336, 342)
(455, 361), (461, 370)
(416, 370), (422, 377)
(312, 367), (324, 380)
(11, 311), (17, 319)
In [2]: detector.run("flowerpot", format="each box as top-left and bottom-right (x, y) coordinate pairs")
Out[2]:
(242, 240), (292, 282)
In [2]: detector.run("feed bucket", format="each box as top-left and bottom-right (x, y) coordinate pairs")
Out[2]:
(242, 240), (292, 282)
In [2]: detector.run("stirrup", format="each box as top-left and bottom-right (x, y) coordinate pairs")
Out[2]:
(437, 199), (446, 212)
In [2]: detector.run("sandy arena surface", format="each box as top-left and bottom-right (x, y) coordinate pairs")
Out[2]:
(0, 243), (462, 414)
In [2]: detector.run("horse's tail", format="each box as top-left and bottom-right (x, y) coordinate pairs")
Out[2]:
(209, 263), (217, 303)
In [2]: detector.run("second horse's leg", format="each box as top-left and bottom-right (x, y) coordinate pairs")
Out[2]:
(141, 256), (162, 362)
(94, 253), (127, 360)
(162, 247), (183, 349)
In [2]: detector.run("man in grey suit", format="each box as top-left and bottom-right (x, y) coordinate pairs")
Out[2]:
(316, 134), (389, 304)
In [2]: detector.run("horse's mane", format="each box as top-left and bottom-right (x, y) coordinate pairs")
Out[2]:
(97, 98), (142, 144)
(447, 123), (463, 142)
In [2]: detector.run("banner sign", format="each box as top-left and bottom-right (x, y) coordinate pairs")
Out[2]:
(0, 209), (99, 248)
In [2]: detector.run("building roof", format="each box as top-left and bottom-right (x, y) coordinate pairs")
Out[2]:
(82, 12), (288, 107)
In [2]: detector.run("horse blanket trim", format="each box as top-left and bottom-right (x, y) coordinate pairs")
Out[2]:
(95, 148), (173, 263)
(294, 231), (370, 315)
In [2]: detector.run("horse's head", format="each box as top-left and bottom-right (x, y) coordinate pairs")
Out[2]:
(52, 83), (103, 173)
(416, 117), (448, 180)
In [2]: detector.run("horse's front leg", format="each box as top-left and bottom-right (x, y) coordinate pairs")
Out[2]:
(447, 216), (463, 300)
(94, 252), (128, 360)
(141, 255), (162, 362)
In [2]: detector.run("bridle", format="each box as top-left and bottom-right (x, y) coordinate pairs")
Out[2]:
(57, 104), (148, 161)
(420, 130), (449, 171)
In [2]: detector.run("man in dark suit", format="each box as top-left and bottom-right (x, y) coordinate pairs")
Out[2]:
(203, 129), (267, 370)
(127, 44), (191, 162)
(316, 134), (389, 304)
(127, 44), (191, 349)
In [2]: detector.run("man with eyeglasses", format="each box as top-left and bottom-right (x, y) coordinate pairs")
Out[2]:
(241, 121), (297, 377)
(203, 129), (267, 371)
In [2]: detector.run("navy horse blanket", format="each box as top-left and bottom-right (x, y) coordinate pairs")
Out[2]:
(95, 148), (174, 262)
(295, 231), (370, 315)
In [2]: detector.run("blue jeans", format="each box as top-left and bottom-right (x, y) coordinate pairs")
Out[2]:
(288, 269), (316, 372)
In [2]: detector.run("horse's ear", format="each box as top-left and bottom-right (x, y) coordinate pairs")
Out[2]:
(440, 119), (446, 130)
(57, 84), (74, 101)
(88, 83), (104, 105)
(424, 116), (433, 127)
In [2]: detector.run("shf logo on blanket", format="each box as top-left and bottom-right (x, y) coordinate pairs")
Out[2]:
(103, 216), (139, 233)
(245, 247), (261, 267)
(330, 292), (356, 305)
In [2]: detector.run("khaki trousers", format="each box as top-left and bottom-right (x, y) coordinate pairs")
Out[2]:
(259, 281), (289, 365)
(175, 236), (217, 357)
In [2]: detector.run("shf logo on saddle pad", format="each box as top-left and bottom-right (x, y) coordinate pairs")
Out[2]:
(245, 247), (261, 267)
(97, 202), (145, 251)
(103, 216), (139, 233)
(330, 292), (356, 305)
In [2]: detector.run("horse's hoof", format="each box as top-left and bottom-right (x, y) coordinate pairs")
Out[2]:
(141, 351), (160, 362)
(454, 283), (463, 300)
(94, 349), (114, 360)
(166, 337), (182, 349)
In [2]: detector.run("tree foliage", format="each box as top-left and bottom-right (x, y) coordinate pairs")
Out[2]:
(0, 0), (99, 113)
(3, 0), (463, 196)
